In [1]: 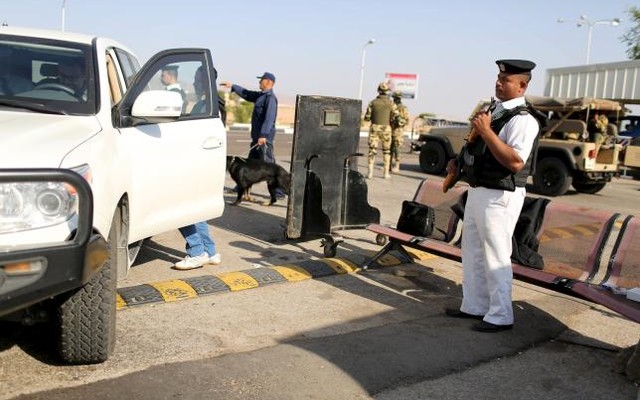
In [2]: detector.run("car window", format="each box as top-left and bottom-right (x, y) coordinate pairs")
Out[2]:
(117, 50), (219, 127)
(145, 59), (211, 117)
(0, 34), (97, 115)
(114, 48), (140, 87)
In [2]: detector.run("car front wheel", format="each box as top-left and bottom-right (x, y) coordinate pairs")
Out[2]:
(572, 181), (607, 194)
(419, 142), (447, 175)
(56, 213), (119, 364)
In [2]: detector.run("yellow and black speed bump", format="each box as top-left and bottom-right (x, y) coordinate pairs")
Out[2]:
(116, 248), (424, 310)
(117, 284), (166, 306)
(180, 275), (231, 295)
(293, 260), (342, 277)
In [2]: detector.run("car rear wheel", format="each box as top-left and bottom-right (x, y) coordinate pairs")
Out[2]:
(572, 181), (607, 194)
(419, 142), (447, 175)
(533, 157), (572, 196)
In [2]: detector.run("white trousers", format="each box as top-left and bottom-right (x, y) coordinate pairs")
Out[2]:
(460, 186), (525, 325)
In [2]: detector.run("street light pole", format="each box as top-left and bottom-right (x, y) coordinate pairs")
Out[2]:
(558, 15), (621, 64)
(60, 0), (67, 32)
(358, 39), (375, 100)
(61, 0), (66, 31)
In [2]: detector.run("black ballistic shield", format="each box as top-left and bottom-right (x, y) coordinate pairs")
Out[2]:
(285, 95), (380, 245)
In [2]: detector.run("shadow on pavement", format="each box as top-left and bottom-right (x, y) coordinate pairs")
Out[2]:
(10, 269), (634, 399)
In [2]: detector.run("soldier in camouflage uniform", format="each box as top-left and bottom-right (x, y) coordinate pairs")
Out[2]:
(390, 90), (409, 173)
(363, 82), (399, 179)
(587, 112), (613, 157)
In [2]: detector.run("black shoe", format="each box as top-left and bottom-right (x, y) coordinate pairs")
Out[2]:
(471, 321), (513, 332)
(445, 308), (484, 320)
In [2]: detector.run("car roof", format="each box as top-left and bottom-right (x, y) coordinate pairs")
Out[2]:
(526, 95), (622, 112)
(1, 25), (98, 45)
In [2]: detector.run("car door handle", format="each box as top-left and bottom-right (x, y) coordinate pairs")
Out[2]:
(202, 137), (224, 149)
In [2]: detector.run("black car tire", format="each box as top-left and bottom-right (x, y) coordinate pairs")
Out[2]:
(57, 213), (118, 364)
(419, 142), (447, 175)
(572, 181), (607, 194)
(533, 157), (572, 196)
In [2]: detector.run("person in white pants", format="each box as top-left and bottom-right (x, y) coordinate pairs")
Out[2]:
(445, 59), (541, 332)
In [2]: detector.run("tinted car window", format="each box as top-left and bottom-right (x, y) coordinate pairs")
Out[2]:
(0, 34), (96, 115)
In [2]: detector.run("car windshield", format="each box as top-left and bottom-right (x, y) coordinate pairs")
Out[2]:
(0, 35), (96, 115)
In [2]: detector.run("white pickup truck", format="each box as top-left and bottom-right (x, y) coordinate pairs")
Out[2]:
(0, 26), (227, 363)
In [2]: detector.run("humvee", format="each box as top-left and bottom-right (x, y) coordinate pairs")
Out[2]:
(412, 96), (623, 196)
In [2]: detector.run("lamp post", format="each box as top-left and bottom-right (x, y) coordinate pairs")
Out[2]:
(61, 0), (66, 31)
(358, 38), (375, 100)
(558, 15), (621, 64)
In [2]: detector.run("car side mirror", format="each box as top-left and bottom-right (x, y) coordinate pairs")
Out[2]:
(131, 90), (182, 118)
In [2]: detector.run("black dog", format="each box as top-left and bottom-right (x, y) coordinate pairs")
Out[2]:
(226, 156), (291, 205)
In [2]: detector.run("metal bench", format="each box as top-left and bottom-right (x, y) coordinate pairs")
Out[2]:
(365, 179), (640, 323)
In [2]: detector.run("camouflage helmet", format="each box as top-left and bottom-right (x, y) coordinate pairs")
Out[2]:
(377, 82), (390, 94)
(392, 90), (402, 99)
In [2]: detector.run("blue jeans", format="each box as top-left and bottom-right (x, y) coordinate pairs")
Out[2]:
(178, 221), (216, 257)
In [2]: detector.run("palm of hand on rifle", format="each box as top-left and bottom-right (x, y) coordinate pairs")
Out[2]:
(443, 100), (496, 193)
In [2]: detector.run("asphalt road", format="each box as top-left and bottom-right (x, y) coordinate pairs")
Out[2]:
(1, 130), (639, 399)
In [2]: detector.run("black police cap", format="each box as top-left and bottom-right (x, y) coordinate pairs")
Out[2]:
(496, 59), (536, 74)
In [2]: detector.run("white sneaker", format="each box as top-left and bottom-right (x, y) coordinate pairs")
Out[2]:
(208, 253), (222, 265)
(175, 253), (209, 270)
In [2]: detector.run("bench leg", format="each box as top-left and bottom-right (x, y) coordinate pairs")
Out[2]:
(362, 240), (414, 270)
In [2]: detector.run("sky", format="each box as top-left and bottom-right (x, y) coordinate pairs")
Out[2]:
(1, 0), (637, 120)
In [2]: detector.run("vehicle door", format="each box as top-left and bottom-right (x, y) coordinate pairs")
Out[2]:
(114, 49), (226, 242)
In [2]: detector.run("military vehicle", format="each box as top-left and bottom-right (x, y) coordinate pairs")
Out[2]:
(412, 96), (623, 196)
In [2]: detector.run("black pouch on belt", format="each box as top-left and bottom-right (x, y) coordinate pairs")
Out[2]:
(396, 200), (435, 237)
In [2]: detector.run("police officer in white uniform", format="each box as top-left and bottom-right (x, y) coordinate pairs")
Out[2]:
(445, 59), (541, 332)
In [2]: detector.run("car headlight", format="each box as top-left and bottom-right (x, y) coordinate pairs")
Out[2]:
(0, 181), (78, 234)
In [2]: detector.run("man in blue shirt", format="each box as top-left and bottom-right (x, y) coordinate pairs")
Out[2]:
(221, 72), (283, 197)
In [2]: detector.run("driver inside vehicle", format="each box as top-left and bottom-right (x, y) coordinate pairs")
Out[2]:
(58, 58), (87, 100)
